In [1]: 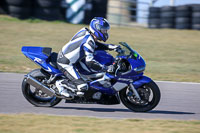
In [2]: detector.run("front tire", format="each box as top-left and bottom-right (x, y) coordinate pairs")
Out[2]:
(119, 81), (161, 112)
(22, 69), (62, 107)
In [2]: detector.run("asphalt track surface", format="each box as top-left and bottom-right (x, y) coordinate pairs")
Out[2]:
(0, 73), (200, 120)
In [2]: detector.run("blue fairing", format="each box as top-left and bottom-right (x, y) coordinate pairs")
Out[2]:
(132, 76), (152, 89)
(90, 82), (116, 95)
(21, 43), (153, 96)
(115, 55), (145, 80)
(94, 50), (114, 65)
(22, 46), (48, 59)
(21, 46), (62, 75)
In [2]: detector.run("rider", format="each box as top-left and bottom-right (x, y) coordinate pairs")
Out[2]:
(56, 17), (120, 97)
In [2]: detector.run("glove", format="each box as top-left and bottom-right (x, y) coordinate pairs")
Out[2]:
(107, 65), (115, 73)
(114, 45), (123, 53)
(108, 44), (120, 51)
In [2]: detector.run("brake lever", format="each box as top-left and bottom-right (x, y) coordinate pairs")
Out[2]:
(115, 65), (120, 77)
(114, 58), (121, 77)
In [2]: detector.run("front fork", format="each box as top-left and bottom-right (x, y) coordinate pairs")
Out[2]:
(129, 84), (141, 100)
(129, 76), (152, 100)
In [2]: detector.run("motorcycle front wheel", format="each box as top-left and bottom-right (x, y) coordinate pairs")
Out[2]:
(22, 69), (62, 107)
(119, 81), (161, 112)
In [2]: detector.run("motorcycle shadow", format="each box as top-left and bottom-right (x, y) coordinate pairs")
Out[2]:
(53, 106), (195, 114)
(53, 106), (132, 112)
(149, 110), (195, 115)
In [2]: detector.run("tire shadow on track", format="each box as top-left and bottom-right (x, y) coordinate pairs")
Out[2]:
(149, 110), (195, 115)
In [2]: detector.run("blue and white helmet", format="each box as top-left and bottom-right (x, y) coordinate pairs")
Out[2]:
(89, 17), (110, 42)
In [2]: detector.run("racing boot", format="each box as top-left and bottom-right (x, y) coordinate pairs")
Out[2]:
(59, 79), (88, 97)
(76, 83), (88, 97)
(55, 80), (72, 98)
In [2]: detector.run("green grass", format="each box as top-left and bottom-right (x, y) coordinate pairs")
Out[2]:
(0, 15), (200, 82)
(0, 114), (200, 133)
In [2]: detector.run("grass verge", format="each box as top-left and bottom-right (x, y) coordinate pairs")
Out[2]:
(0, 114), (200, 133)
(0, 15), (200, 82)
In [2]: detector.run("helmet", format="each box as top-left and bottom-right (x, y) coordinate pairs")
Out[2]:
(89, 17), (110, 42)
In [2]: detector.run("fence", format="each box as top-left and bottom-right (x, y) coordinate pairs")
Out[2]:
(107, 0), (150, 27)
(148, 5), (200, 30)
(0, 0), (150, 27)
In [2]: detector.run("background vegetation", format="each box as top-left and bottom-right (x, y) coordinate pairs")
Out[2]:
(0, 15), (200, 133)
(0, 114), (200, 133)
(0, 15), (200, 82)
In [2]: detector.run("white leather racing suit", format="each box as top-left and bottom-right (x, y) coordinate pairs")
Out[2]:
(57, 28), (115, 91)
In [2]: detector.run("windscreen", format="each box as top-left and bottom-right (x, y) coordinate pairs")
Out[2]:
(118, 42), (138, 59)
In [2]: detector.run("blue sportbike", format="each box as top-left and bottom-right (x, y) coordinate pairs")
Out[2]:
(21, 42), (160, 112)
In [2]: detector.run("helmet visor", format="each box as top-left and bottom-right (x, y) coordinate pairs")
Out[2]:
(94, 18), (110, 41)
(96, 23), (110, 31)
(100, 29), (108, 34)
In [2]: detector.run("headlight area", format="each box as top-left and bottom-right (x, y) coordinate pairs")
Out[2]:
(118, 59), (131, 72)
(134, 66), (145, 73)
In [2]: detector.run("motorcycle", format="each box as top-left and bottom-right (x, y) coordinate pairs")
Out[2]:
(21, 42), (160, 112)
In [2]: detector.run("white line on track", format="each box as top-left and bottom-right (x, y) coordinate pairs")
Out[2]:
(156, 80), (200, 85)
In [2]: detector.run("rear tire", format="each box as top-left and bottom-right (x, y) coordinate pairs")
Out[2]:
(33, 7), (61, 21)
(35, 0), (61, 8)
(160, 23), (174, 28)
(8, 5), (31, 19)
(6, 0), (32, 6)
(192, 24), (200, 30)
(119, 81), (161, 112)
(22, 69), (61, 107)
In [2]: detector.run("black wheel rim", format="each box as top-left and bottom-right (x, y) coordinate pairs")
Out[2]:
(24, 76), (57, 105)
(121, 84), (157, 111)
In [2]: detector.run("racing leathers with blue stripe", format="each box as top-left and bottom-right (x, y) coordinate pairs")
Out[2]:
(57, 28), (115, 91)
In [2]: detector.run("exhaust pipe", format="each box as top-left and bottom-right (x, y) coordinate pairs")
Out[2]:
(25, 75), (55, 97)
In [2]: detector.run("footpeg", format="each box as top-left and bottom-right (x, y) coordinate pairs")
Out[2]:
(76, 92), (84, 97)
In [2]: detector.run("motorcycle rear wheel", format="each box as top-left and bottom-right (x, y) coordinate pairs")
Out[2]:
(22, 69), (62, 107)
(119, 81), (160, 112)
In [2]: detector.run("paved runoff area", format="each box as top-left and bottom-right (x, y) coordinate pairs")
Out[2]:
(0, 73), (200, 120)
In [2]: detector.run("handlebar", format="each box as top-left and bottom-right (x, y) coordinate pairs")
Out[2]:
(112, 57), (123, 76)
(115, 46), (125, 55)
